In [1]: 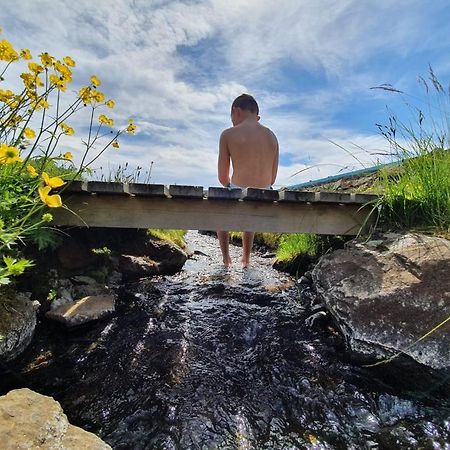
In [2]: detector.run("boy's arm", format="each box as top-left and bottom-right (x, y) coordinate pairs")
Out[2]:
(271, 132), (279, 185)
(218, 130), (231, 186)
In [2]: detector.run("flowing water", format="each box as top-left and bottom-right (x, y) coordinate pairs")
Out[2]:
(1, 231), (450, 449)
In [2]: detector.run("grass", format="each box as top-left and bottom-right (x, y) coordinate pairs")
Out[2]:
(376, 148), (450, 231)
(275, 234), (322, 262)
(229, 232), (283, 249)
(147, 229), (187, 249)
(372, 68), (450, 234)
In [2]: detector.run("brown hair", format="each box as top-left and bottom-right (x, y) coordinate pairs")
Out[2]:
(231, 93), (259, 115)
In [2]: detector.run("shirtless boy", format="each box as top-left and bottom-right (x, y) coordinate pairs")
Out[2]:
(217, 94), (279, 268)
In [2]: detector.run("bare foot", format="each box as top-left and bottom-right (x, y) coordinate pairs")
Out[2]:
(223, 257), (232, 268)
(240, 257), (250, 269)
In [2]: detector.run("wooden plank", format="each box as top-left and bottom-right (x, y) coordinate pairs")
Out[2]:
(128, 183), (166, 197)
(354, 193), (379, 204)
(168, 185), (204, 198)
(63, 180), (89, 193)
(53, 195), (375, 235)
(278, 190), (316, 203)
(207, 187), (242, 200)
(315, 192), (379, 204)
(85, 181), (129, 195)
(241, 188), (279, 202)
(315, 192), (352, 203)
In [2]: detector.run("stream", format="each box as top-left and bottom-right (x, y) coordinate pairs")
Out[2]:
(1, 231), (449, 449)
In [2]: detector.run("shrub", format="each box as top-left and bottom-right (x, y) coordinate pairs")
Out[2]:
(0, 28), (136, 284)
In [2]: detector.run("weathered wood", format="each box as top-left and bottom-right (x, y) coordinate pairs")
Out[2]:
(207, 187), (242, 200)
(85, 181), (129, 195)
(278, 190), (316, 203)
(241, 188), (279, 202)
(128, 183), (166, 197)
(168, 185), (204, 198)
(53, 195), (375, 235)
(63, 180), (89, 193)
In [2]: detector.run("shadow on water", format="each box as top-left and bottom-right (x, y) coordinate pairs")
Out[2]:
(1, 231), (450, 449)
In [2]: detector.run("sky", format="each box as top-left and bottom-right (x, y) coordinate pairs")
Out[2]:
(1, 0), (449, 188)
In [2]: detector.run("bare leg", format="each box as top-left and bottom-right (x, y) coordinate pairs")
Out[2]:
(217, 230), (232, 267)
(241, 231), (255, 268)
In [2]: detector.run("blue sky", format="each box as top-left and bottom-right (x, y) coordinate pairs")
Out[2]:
(1, 0), (449, 187)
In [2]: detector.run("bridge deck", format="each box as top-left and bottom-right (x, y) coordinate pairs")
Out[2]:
(52, 182), (379, 235)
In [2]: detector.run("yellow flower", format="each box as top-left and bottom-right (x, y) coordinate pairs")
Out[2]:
(27, 62), (44, 74)
(24, 127), (36, 139)
(38, 186), (62, 208)
(63, 56), (75, 67)
(20, 72), (36, 89)
(91, 90), (105, 103)
(49, 74), (60, 84)
(33, 98), (49, 110)
(20, 48), (32, 60)
(63, 152), (73, 161)
(126, 119), (137, 134)
(78, 86), (92, 103)
(28, 62), (43, 73)
(39, 52), (54, 67)
(0, 39), (19, 62)
(0, 89), (14, 102)
(90, 75), (101, 87)
(42, 172), (66, 188)
(54, 61), (72, 81)
(0, 144), (22, 164)
(112, 140), (119, 148)
(99, 114), (114, 126)
(59, 122), (75, 135)
(106, 99), (115, 108)
(26, 164), (38, 177)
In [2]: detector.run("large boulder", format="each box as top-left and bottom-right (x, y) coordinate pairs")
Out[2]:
(0, 388), (110, 449)
(119, 254), (160, 281)
(0, 287), (37, 361)
(145, 239), (188, 274)
(312, 233), (450, 371)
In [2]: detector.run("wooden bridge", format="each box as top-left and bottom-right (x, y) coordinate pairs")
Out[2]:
(52, 181), (378, 235)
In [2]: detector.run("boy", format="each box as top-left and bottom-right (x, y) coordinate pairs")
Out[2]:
(217, 94), (279, 268)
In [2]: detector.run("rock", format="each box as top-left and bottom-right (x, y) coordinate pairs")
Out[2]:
(0, 287), (36, 361)
(145, 239), (188, 275)
(72, 283), (112, 299)
(119, 254), (160, 280)
(71, 275), (98, 285)
(312, 233), (450, 370)
(0, 388), (110, 449)
(107, 270), (122, 286)
(45, 295), (115, 327)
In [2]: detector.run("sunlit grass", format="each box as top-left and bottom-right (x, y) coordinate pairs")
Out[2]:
(275, 234), (321, 262)
(147, 229), (187, 249)
(372, 68), (450, 233)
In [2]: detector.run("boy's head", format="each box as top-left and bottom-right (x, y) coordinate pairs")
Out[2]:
(231, 94), (259, 125)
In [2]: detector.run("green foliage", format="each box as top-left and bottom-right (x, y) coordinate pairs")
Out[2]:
(147, 229), (187, 249)
(276, 234), (321, 262)
(229, 232), (283, 249)
(374, 68), (450, 232)
(0, 255), (34, 285)
(0, 30), (135, 286)
(92, 246), (112, 256)
(275, 233), (348, 263)
(377, 148), (450, 230)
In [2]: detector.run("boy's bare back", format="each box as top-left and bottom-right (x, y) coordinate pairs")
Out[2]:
(219, 120), (278, 188)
